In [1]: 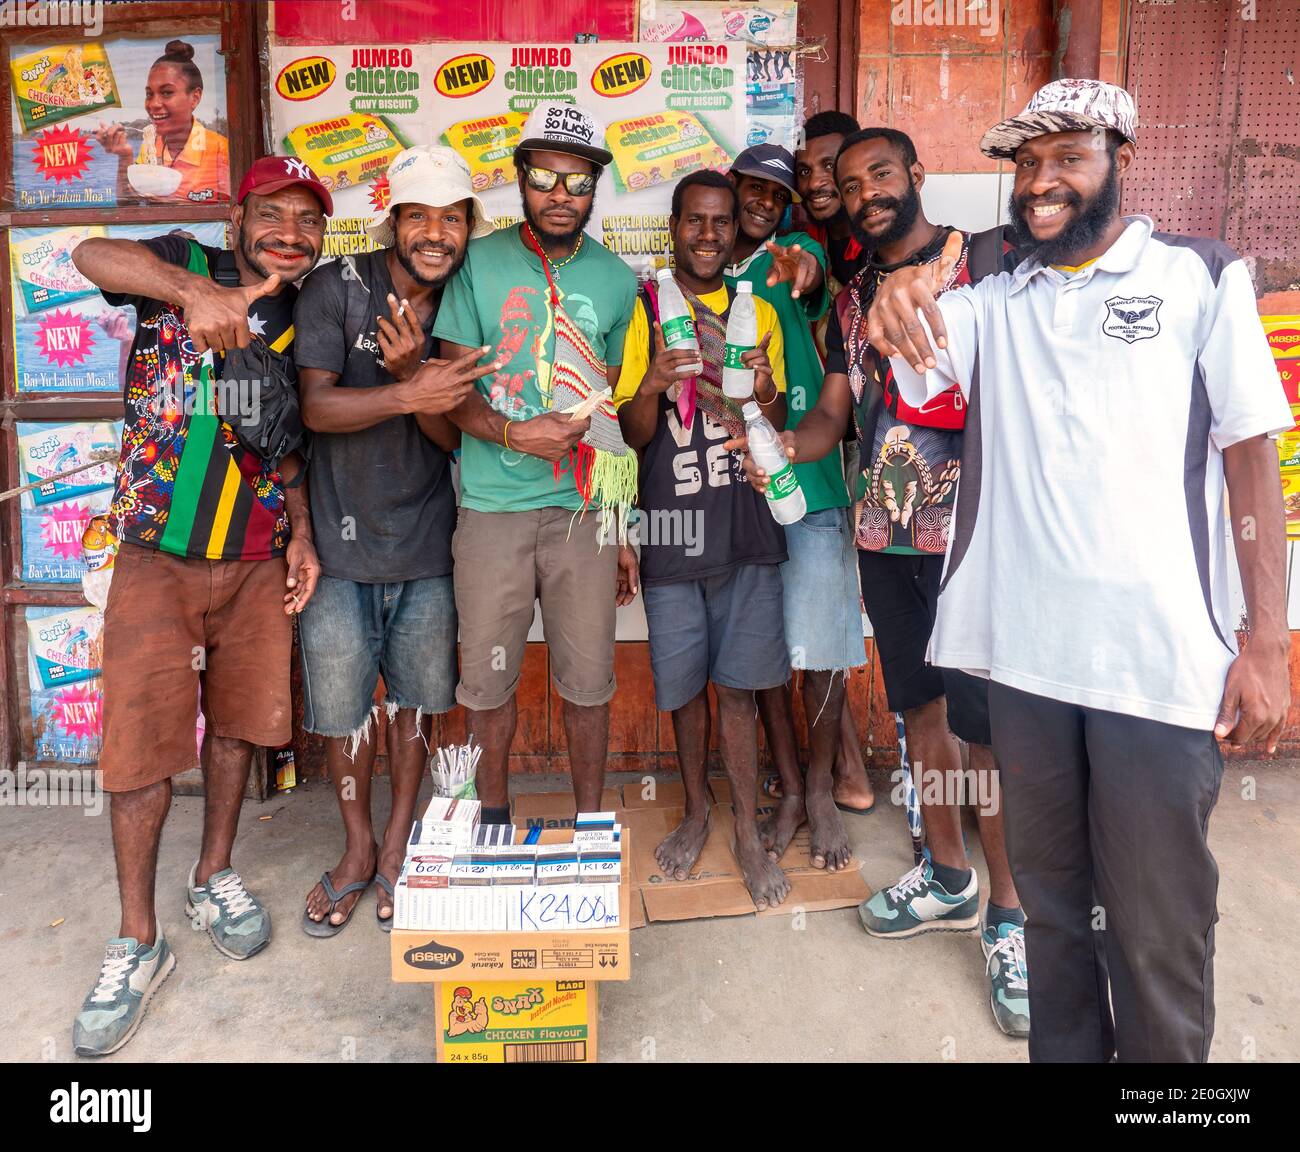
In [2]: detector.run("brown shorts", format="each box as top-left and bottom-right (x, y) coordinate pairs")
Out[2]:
(453, 507), (618, 710)
(99, 543), (293, 792)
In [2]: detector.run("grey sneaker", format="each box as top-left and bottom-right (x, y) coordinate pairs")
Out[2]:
(981, 916), (1031, 1038)
(186, 863), (270, 959)
(73, 933), (176, 1057)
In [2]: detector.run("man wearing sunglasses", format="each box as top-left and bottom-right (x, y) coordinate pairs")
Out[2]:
(434, 101), (639, 828)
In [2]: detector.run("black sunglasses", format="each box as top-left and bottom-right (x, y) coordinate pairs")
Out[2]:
(523, 163), (597, 197)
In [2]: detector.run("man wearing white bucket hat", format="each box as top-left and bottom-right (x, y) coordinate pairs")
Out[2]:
(293, 145), (501, 935)
(433, 101), (640, 827)
(866, 79), (1291, 1062)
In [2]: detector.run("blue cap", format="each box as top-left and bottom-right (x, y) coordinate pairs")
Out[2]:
(730, 144), (800, 202)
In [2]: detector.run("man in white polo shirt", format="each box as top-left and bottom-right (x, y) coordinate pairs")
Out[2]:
(866, 80), (1291, 1062)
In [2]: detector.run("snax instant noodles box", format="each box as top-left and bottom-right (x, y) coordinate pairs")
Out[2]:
(434, 980), (596, 1064)
(282, 113), (407, 191)
(10, 44), (120, 132)
(605, 110), (732, 195)
(441, 112), (527, 192)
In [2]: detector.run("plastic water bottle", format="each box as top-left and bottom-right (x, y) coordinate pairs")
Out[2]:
(655, 268), (699, 355)
(723, 281), (758, 399)
(743, 401), (805, 525)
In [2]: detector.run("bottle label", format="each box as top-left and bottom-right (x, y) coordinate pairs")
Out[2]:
(660, 315), (696, 347)
(765, 462), (800, 500)
(724, 342), (755, 368)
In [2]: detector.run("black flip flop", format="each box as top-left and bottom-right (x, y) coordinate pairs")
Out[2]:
(302, 871), (374, 938)
(836, 799), (877, 815)
(375, 873), (395, 933)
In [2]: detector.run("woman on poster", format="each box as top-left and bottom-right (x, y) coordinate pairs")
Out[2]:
(95, 40), (230, 204)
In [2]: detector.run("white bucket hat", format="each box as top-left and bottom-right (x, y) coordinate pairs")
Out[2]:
(980, 79), (1137, 161)
(367, 145), (495, 245)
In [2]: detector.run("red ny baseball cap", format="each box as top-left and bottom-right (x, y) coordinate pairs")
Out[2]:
(236, 155), (334, 216)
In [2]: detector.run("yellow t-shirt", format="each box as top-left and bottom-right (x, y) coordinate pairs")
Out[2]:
(614, 284), (786, 407)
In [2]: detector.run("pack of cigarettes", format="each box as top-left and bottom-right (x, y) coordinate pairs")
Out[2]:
(574, 811), (617, 833)
(535, 843), (580, 884)
(492, 845), (537, 885)
(474, 823), (516, 847)
(402, 853), (455, 888)
(397, 880), (621, 932)
(449, 852), (492, 887)
(514, 883), (620, 930)
(579, 845), (622, 883)
(573, 824), (621, 847)
(413, 797), (480, 851)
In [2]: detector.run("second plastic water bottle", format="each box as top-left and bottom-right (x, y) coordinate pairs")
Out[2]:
(742, 401), (806, 525)
(723, 282), (757, 399)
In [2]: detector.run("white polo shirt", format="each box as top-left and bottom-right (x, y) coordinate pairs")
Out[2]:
(892, 215), (1291, 730)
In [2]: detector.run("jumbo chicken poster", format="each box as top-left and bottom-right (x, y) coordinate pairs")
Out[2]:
(267, 42), (746, 267)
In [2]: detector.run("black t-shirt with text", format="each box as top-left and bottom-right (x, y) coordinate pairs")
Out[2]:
(293, 250), (455, 583)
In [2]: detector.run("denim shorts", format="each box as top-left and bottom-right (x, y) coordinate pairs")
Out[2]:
(780, 507), (867, 671)
(642, 562), (789, 713)
(299, 574), (458, 737)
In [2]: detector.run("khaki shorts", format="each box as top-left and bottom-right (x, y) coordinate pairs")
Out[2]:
(99, 543), (293, 792)
(453, 507), (618, 710)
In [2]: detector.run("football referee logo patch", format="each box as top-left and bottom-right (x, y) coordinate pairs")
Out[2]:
(1103, 295), (1162, 344)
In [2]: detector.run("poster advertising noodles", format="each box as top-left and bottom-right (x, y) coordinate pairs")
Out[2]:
(9, 222), (226, 395)
(25, 606), (104, 764)
(267, 45), (438, 259)
(7, 36), (229, 210)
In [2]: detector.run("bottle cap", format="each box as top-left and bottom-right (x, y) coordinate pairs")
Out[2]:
(741, 401), (760, 421)
(737, 281), (752, 293)
(656, 266), (674, 282)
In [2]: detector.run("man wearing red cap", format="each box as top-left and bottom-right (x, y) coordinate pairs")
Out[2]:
(69, 156), (332, 1057)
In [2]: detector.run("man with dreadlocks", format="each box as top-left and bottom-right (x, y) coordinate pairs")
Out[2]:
(614, 170), (792, 911)
(434, 102), (640, 826)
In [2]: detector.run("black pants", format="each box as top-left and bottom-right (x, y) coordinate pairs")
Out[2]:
(989, 682), (1225, 1063)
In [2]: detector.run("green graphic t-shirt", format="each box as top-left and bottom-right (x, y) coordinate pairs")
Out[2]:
(432, 226), (638, 514)
(725, 230), (848, 513)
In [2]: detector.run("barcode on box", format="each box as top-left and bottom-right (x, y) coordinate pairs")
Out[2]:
(503, 1041), (587, 1063)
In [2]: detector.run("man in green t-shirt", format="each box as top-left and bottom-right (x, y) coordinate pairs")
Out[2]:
(433, 101), (639, 825)
(724, 145), (872, 874)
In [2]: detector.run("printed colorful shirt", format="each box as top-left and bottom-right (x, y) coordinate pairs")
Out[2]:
(826, 226), (1015, 555)
(102, 235), (295, 560)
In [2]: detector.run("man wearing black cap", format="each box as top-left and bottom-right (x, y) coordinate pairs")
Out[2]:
(434, 101), (640, 828)
(69, 156), (330, 1056)
(723, 145), (869, 876)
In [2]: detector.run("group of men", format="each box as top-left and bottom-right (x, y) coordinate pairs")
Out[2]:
(69, 79), (1289, 1065)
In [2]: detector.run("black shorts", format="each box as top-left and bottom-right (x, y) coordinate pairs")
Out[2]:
(856, 549), (991, 745)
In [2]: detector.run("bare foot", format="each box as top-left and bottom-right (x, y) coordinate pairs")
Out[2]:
(655, 810), (710, 881)
(304, 843), (376, 926)
(735, 834), (791, 911)
(833, 775), (876, 811)
(759, 792), (805, 860)
(806, 789), (853, 871)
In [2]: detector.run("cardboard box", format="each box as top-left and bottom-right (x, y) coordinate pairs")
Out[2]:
(434, 979), (598, 1063)
(391, 828), (631, 983)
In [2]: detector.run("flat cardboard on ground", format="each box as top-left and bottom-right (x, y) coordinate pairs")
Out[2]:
(511, 785), (870, 925)
(433, 979), (597, 1063)
(390, 829), (631, 983)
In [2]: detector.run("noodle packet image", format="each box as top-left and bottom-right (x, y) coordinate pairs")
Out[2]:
(27, 604), (104, 690)
(11, 226), (106, 314)
(282, 113), (409, 191)
(10, 43), (121, 132)
(605, 110), (734, 195)
(440, 112), (528, 191)
(16, 420), (120, 507)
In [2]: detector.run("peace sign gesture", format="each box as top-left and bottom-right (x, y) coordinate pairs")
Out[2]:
(181, 272), (283, 356)
(764, 240), (823, 300)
